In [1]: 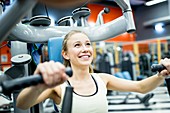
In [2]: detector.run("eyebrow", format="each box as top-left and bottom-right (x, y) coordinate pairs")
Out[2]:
(73, 40), (90, 44)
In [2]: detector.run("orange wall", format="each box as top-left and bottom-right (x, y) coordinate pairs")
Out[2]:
(0, 41), (11, 71)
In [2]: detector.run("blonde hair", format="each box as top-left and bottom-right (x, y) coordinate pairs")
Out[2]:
(62, 30), (93, 73)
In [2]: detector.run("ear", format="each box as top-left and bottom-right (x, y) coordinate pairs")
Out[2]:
(62, 50), (69, 60)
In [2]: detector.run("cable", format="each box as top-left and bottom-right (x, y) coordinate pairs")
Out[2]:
(44, 4), (49, 17)
(80, 0), (91, 8)
(0, 43), (7, 49)
(0, 41), (10, 49)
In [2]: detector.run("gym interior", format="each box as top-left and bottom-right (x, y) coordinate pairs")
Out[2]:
(0, 0), (170, 113)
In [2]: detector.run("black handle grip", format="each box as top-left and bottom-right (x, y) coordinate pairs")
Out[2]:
(65, 67), (73, 77)
(151, 64), (170, 97)
(1, 75), (43, 96)
(151, 64), (166, 72)
(1, 67), (72, 96)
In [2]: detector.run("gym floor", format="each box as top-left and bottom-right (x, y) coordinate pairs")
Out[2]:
(107, 86), (170, 113)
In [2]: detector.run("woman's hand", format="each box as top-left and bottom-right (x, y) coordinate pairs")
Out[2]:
(34, 61), (68, 88)
(158, 58), (170, 78)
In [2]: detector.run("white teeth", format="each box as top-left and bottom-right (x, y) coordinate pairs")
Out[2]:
(82, 56), (89, 58)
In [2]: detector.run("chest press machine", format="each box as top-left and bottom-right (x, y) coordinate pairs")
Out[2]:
(0, 0), (170, 113)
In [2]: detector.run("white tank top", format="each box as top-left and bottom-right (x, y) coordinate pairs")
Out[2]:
(56, 73), (108, 113)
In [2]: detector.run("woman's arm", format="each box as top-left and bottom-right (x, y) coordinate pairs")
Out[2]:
(135, 74), (164, 93)
(100, 73), (164, 94)
(101, 58), (170, 94)
(16, 85), (53, 109)
(16, 61), (68, 109)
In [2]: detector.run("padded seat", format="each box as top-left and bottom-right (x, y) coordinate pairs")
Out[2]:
(48, 37), (64, 63)
(48, 37), (64, 113)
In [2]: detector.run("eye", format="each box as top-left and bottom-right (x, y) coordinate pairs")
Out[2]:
(74, 43), (80, 47)
(86, 42), (91, 46)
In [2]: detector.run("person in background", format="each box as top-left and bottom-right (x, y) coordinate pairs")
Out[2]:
(16, 30), (170, 113)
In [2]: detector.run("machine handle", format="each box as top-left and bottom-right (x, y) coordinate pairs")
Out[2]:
(151, 64), (170, 97)
(1, 67), (72, 96)
(151, 64), (166, 72)
(1, 75), (43, 95)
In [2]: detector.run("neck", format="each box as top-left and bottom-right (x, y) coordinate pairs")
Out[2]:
(70, 65), (90, 81)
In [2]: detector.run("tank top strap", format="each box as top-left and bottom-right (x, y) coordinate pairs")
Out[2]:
(91, 73), (107, 95)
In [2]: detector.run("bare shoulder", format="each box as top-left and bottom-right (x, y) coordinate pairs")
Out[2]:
(94, 73), (115, 85)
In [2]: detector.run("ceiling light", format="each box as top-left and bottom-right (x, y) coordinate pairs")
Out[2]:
(145, 0), (167, 6)
(154, 23), (164, 32)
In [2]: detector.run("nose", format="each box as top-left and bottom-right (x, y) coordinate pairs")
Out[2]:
(81, 45), (88, 52)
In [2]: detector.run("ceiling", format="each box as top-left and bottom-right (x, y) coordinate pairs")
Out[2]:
(130, 0), (147, 5)
(2, 0), (154, 9)
(97, 0), (148, 5)
(94, 0), (167, 11)
(92, 0), (149, 10)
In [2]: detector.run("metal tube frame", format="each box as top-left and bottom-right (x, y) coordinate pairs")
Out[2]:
(0, 0), (135, 43)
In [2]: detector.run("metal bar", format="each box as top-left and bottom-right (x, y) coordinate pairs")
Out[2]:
(0, 0), (37, 43)
(114, 0), (131, 12)
(9, 16), (127, 43)
(0, 1), (3, 15)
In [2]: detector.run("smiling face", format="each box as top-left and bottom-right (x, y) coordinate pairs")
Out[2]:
(62, 31), (93, 68)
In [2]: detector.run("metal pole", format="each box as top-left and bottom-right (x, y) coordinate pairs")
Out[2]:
(11, 41), (30, 113)
(0, 0), (37, 43)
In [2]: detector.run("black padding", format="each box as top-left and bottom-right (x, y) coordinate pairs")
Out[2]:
(29, 15), (51, 26)
(72, 7), (91, 20)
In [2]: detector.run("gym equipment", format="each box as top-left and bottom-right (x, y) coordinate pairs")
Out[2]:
(72, 7), (90, 27)
(95, 7), (110, 26)
(0, 1), (134, 112)
(57, 16), (75, 26)
(29, 15), (51, 26)
(48, 37), (72, 113)
(0, 67), (73, 113)
(0, 54), (31, 100)
(0, 0), (135, 43)
(48, 37), (64, 63)
(108, 92), (156, 107)
(0, 53), (72, 96)
(151, 64), (166, 73)
(0, 54), (32, 113)
(0, 1), (4, 14)
(1, 0), (169, 112)
(135, 93), (156, 107)
(0, 66), (72, 96)
(0, 53), (72, 113)
(139, 53), (152, 77)
(151, 64), (170, 97)
(0, 54), (32, 85)
(11, 54), (32, 65)
(0, 0), (37, 43)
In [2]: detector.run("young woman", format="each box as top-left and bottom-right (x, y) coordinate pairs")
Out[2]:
(16, 30), (170, 113)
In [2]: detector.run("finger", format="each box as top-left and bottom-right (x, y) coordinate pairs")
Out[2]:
(43, 61), (58, 86)
(50, 62), (65, 75)
(51, 62), (67, 85)
(62, 73), (69, 81)
(161, 58), (170, 72)
(34, 63), (49, 85)
(44, 61), (67, 87)
(159, 69), (169, 78)
(57, 73), (68, 84)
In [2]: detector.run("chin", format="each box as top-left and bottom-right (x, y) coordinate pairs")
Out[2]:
(80, 62), (91, 66)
